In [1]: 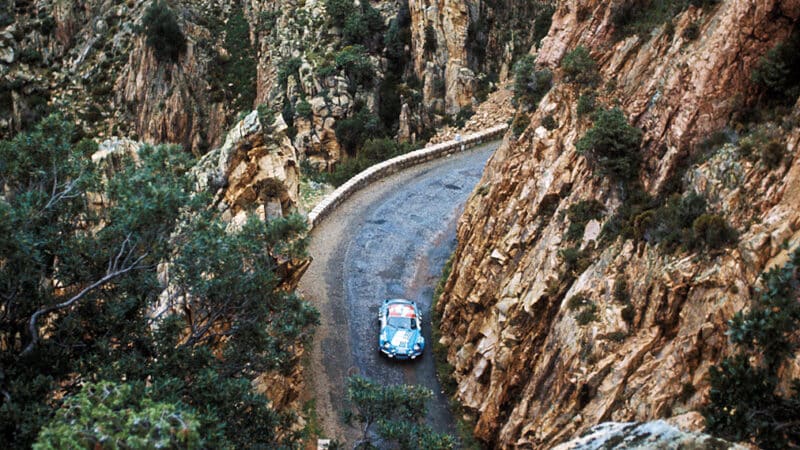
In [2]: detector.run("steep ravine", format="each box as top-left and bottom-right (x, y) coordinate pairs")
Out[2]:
(437, 0), (800, 447)
(298, 143), (498, 443)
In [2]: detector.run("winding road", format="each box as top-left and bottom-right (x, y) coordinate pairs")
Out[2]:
(299, 141), (499, 444)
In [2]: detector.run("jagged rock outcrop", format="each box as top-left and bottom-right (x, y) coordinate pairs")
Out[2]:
(438, 0), (800, 447)
(552, 421), (747, 450)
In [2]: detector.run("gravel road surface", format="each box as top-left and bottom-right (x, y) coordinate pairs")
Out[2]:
(298, 141), (498, 444)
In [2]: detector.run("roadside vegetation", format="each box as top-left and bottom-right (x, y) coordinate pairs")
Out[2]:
(0, 115), (318, 448)
(345, 376), (455, 449)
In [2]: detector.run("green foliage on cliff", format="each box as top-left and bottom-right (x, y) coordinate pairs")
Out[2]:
(561, 46), (600, 86)
(513, 55), (553, 110)
(611, 0), (718, 40)
(334, 45), (376, 92)
(143, 1), (186, 62)
(705, 248), (800, 449)
(751, 31), (800, 105)
(346, 376), (455, 450)
(576, 107), (643, 182)
(565, 200), (605, 242)
(222, 8), (257, 113)
(0, 116), (318, 448)
(34, 382), (201, 449)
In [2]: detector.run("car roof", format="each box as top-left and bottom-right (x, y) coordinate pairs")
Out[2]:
(384, 298), (414, 305)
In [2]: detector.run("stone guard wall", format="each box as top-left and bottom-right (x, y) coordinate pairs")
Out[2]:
(307, 124), (508, 229)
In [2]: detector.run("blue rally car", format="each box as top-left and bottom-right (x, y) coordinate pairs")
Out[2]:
(378, 299), (425, 360)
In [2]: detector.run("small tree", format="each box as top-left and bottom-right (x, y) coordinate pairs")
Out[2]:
(143, 1), (186, 62)
(562, 46), (600, 86)
(335, 46), (376, 92)
(513, 55), (553, 110)
(345, 376), (454, 450)
(575, 107), (642, 182)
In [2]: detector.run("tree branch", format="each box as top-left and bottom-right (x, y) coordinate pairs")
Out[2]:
(20, 250), (147, 356)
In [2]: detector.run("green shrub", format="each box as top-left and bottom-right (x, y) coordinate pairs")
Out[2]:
(640, 192), (706, 251)
(559, 246), (591, 276)
(562, 46), (600, 86)
(692, 214), (737, 250)
(705, 248), (800, 448)
(513, 55), (553, 109)
(18, 48), (43, 65)
(575, 301), (599, 325)
(424, 24), (437, 53)
(751, 32), (800, 105)
(35, 381), (202, 449)
(334, 107), (383, 154)
(621, 304), (635, 323)
(511, 113), (531, 136)
(295, 99), (313, 119)
(761, 140), (786, 169)
(325, 0), (355, 28)
(342, 2), (384, 49)
(454, 106), (475, 128)
(568, 295), (591, 311)
(542, 115), (557, 130)
(613, 277), (628, 303)
(681, 22), (700, 40)
(334, 45), (375, 92)
(277, 57), (303, 89)
(142, 1), (186, 62)
(565, 199), (605, 242)
(576, 107), (643, 182)
(577, 91), (597, 116)
(611, 0), (716, 40)
(607, 330), (627, 342)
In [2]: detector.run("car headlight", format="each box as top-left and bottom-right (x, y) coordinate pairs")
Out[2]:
(383, 342), (391, 349)
(413, 343), (421, 351)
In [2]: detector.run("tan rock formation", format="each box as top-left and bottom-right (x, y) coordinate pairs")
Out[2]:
(409, 0), (475, 113)
(438, 0), (800, 447)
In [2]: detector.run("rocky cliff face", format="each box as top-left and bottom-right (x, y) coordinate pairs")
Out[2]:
(438, 0), (800, 447)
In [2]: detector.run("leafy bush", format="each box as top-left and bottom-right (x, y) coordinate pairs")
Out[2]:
(513, 55), (553, 110)
(761, 140), (786, 169)
(637, 192), (705, 250)
(277, 57), (303, 89)
(334, 45), (376, 92)
(611, 0), (717, 40)
(575, 301), (599, 325)
(751, 31), (800, 105)
(334, 108), (383, 154)
(511, 113), (531, 136)
(621, 304), (635, 323)
(345, 376), (455, 449)
(577, 91), (597, 116)
(705, 248), (800, 448)
(559, 246), (592, 276)
(562, 46), (600, 86)
(143, 1), (186, 62)
(325, 0), (354, 28)
(613, 277), (628, 303)
(343, 2), (384, 49)
(692, 214), (737, 250)
(35, 381), (201, 449)
(682, 21), (700, 40)
(295, 99), (313, 119)
(454, 106), (475, 128)
(565, 199), (605, 242)
(542, 115), (558, 130)
(576, 107), (643, 182)
(568, 295), (592, 311)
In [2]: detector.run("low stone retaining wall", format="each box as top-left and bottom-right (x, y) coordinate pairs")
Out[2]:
(307, 124), (508, 229)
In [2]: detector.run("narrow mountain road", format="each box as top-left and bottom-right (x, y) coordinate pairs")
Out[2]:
(298, 141), (498, 445)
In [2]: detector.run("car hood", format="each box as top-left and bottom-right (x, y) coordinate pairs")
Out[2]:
(383, 326), (421, 349)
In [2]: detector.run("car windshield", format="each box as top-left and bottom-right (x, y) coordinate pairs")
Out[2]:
(387, 316), (416, 329)
(386, 304), (417, 329)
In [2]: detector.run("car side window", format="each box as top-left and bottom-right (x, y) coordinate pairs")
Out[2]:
(410, 319), (417, 329)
